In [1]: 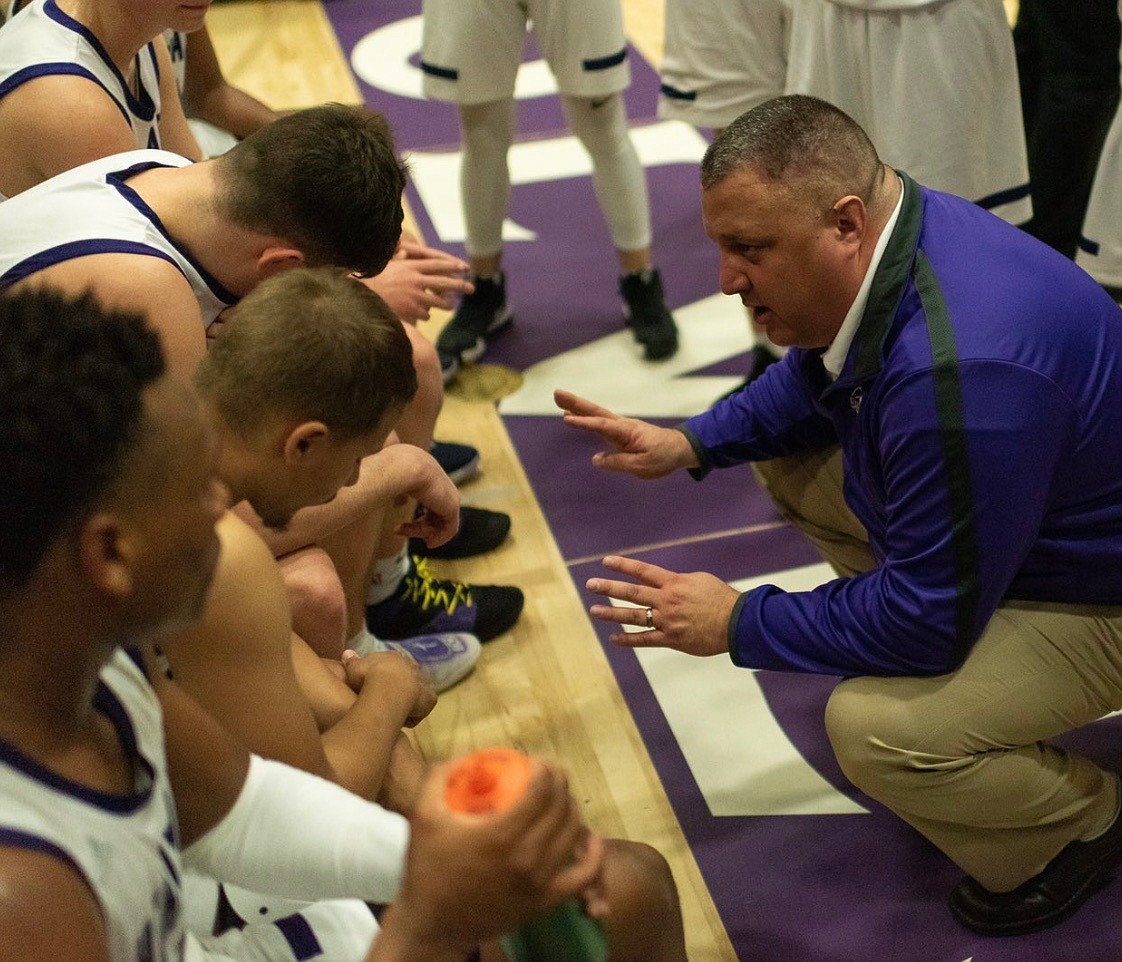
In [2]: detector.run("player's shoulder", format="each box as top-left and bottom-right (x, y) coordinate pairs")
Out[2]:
(216, 511), (277, 572)
(15, 250), (193, 304)
(0, 844), (110, 962)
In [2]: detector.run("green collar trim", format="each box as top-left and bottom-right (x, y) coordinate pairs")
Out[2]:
(840, 169), (923, 388)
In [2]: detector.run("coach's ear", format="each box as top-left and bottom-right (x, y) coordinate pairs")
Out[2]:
(256, 247), (305, 279)
(830, 195), (868, 250)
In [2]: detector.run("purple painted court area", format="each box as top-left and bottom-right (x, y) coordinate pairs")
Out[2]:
(323, 2), (1122, 958)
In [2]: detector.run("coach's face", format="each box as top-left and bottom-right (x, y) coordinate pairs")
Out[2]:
(702, 166), (866, 350)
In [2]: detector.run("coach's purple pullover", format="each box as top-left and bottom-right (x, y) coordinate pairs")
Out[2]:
(682, 173), (1122, 677)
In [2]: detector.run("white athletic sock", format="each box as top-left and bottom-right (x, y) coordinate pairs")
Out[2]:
(347, 626), (387, 656)
(366, 547), (410, 606)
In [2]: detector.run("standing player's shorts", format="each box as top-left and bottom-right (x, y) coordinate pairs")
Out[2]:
(785, 0), (1031, 225)
(420, 0), (630, 104)
(658, 0), (792, 129)
(1077, 93), (1122, 289)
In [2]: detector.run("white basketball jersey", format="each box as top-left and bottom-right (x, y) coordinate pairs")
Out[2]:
(0, 149), (236, 325)
(165, 29), (186, 95)
(0, 0), (163, 152)
(0, 648), (187, 962)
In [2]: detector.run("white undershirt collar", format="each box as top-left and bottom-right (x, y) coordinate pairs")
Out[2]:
(821, 177), (905, 380)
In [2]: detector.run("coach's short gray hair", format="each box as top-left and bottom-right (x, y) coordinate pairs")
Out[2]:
(701, 95), (882, 208)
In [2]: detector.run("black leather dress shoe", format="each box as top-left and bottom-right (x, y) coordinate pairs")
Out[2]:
(949, 808), (1122, 936)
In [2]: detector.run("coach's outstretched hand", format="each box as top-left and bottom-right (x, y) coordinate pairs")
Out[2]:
(555, 390), (699, 479)
(586, 555), (739, 658)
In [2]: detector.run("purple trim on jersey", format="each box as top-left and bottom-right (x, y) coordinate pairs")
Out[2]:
(147, 39), (160, 84)
(1079, 235), (1101, 256)
(42, 0), (157, 122)
(0, 682), (154, 813)
(582, 47), (627, 71)
(124, 645), (148, 677)
(0, 827), (87, 882)
(659, 82), (696, 102)
(107, 162), (239, 306)
(0, 240), (183, 289)
(274, 913), (323, 961)
(0, 63), (131, 125)
(157, 846), (181, 887)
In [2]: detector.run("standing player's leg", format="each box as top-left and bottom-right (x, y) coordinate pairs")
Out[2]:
(434, 98), (517, 376)
(540, 0), (678, 360)
(420, 0), (525, 379)
(560, 91), (677, 360)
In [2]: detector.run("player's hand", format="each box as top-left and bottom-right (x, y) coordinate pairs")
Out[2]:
(340, 649), (437, 727)
(393, 450), (460, 549)
(361, 242), (472, 324)
(555, 390), (699, 479)
(381, 759), (604, 954)
(368, 444), (461, 548)
(586, 555), (739, 657)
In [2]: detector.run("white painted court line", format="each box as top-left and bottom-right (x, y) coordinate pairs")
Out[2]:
(612, 563), (869, 817)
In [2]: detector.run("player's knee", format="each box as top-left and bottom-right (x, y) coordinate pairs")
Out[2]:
(284, 565), (348, 658)
(563, 94), (629, 155)
(598, 839), (685, 962)
(460, 100), (515, 157)
(408, 328), (444, 409)
(395, 325), (443, 447)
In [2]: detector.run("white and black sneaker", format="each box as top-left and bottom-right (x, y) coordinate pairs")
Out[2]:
(436, 273), (513, 368)
(621, 268), (679, 361)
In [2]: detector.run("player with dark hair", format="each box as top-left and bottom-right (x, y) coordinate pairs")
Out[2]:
(0, 284), (685, 962)
(0, 103), (525, 667)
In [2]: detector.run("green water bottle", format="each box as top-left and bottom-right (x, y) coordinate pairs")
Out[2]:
(444, 748), (609, 962)
(499, 896), (608, 962)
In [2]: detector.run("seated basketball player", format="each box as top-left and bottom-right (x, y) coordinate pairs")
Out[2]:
(0, 0), (503, 581)
(0, 285), (686, 962)
(0, 104), (525, 673)
(179, 268), (466, 817)
(0, 0), (205, 199)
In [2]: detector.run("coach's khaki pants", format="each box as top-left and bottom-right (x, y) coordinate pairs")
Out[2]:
(754, 447), (1122, 892)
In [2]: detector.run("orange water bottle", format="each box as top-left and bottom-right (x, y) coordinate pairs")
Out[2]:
(444, 748), (608, 962)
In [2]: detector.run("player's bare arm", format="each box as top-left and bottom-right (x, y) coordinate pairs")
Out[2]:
(251, 443), (460, 558)
(0, 848), (112, 962)
(8, 254), (207, 374)
(153, 34), (203, 161)
(182, 24), (281, 140)
(0, 76), (140, 196)
(168, 511), (431, 801)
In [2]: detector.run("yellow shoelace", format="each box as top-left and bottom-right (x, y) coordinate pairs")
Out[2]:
(401, 557), (474, 614)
